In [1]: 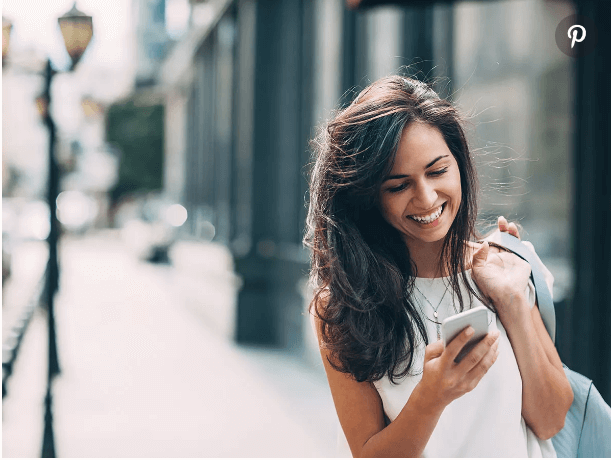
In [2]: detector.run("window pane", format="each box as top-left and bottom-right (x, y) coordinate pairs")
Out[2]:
(452, 0), (575, 301)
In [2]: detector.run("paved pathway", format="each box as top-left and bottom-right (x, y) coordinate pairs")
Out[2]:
(2, 231), (340, 457)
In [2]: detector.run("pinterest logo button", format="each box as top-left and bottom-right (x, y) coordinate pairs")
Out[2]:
(556, 15), (597, 58)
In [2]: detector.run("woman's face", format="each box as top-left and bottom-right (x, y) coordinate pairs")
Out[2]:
(378, 122), (462, 249)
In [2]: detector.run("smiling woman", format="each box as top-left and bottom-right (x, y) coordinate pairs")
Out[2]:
(303, 76), (572, 458)
(379, 123), (463, 272)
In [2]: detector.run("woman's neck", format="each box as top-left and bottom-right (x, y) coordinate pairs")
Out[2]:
(406, 239), (446, 278)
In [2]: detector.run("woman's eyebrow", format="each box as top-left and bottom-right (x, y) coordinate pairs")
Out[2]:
(383, 155), (450, 182)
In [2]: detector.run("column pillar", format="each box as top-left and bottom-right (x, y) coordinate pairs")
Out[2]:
(568, 0), (611, 403)
(233, 0), (313, 348)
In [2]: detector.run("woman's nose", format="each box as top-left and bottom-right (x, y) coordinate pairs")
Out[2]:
(413, 181), (438, 210)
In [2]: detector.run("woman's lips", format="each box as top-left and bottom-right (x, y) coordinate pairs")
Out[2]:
(407, 203), (446, 226)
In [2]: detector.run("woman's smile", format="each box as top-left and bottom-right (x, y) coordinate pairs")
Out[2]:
(407, 202), (446, 226)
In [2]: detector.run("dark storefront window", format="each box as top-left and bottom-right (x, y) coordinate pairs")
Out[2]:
(451, 0), (576, 302)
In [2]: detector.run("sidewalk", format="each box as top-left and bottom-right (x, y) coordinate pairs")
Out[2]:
(2, 231), (340, 458)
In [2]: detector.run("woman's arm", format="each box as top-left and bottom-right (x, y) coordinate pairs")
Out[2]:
(316, 342), (443, 458)
(471, 244), (573, 440)
(495, 294), (573, 440)
(313, 308), (441, 458)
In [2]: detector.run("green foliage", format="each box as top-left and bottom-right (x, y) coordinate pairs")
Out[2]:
(106, 100), (164, 205)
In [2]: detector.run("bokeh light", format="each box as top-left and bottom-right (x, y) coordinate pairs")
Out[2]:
(56, 190), (98, 231)
(164, 203), (187, 227)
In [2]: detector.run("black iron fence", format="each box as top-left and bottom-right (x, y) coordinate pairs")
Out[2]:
(2, 271), (46, 398)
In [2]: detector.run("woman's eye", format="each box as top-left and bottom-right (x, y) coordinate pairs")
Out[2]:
(386, 168), (448, 193)
(429, 167), (448, 176)
(388, 183), (408, 193)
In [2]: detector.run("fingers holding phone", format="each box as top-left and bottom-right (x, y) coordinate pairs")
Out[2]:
(458, 330), (500, 385)
(421, 333), (500, 406)
(441, 306), (490, 363)
(439, 327), (500, 397)
(420, 307), (501, 406)
(443, 307), (501, 390)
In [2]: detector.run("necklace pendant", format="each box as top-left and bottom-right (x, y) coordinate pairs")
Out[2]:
(436, 324), (441, 340)
(433, 311), (438, 319)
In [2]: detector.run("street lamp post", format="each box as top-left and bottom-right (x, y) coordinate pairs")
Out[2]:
(3, 3), (93, 457)
(41, 57), (61, 459)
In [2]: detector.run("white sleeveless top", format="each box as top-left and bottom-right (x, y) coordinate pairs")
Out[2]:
(327, 242), (558, 457)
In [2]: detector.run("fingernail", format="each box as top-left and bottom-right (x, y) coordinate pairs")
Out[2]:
(466, 327), (474, 337)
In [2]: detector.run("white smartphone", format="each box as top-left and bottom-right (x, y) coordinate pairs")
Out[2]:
(441, 305), (490, 363)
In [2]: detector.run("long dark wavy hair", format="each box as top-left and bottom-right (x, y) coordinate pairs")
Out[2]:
(304, 76), (494, 384)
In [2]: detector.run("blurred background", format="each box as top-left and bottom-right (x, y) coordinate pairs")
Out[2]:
(2, 0), (609, 457)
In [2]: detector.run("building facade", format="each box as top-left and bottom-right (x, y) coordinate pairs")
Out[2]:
(156, 0), (610, 401)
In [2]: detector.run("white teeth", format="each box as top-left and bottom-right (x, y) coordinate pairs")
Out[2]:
(409, 204), (444, 224)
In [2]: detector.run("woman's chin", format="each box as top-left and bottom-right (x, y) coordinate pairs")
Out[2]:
(412, 232), (449, 245)
(403, 220), (451, 244)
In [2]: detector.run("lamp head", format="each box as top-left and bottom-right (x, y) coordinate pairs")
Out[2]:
(58, 2), (93, 69)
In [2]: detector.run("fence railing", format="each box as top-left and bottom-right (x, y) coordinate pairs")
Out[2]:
(2, 271), (46, 398)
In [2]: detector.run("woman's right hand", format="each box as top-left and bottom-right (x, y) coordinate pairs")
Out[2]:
(418, 327), (501, 408)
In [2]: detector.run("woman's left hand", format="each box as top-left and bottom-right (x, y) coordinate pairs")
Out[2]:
(471, 242), (531, 315)
(486, 216), (521, 244)
(497, 216), (520, 239)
